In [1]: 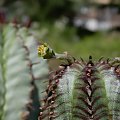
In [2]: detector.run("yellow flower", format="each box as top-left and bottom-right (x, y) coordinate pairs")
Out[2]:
(38, 43), (55, 59)
(37, 43), (48, 57)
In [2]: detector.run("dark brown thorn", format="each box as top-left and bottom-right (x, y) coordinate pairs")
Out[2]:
(98, 57), (104, 63)
(39, 105), (48, 111)
(106, 58), (110, 64)
(77, 96), (91, 109)
(87, 56), (94, 67)
(46, 104), (57, 110)
(89, 56), (92, 60)
(80, 57), (86, 65)
(75, 106), (92, 116)
(72, 57), (76, 62)
(114, 65), (120, 78)
(46, 94), (57, 102)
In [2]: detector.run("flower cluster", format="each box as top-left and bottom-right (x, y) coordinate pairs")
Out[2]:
(38, 43), (55, 59)
(38, 43), (48, 57)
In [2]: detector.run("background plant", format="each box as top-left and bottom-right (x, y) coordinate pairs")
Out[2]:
(0, 24), (51, 120)
(0, 0), (120, 119)
(0, 0), (120, 59)
(0, 23), (120, 120)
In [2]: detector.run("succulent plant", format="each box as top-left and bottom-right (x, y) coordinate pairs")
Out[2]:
(0, 24), (120, 120)
(0, 23), (50, 120)
(38, 55), (120, 120)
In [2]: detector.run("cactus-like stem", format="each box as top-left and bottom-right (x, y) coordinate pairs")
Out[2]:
(0, 23), (119, 120)
(39, 56), (120, 120)
(0, 24), (50, 120)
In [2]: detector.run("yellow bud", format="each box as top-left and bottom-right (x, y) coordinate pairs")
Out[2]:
(37, 43), (49, 57)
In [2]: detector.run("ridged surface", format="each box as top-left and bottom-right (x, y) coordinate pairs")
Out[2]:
(97, 60), (120, 120)
(17, 27), (50, 119)
(1, 25), (31, 120)
(0, 24), (120, 120)
(39, 58), (120, 120)
(0, 29), (4, 118)
(0, 24), (50, 120)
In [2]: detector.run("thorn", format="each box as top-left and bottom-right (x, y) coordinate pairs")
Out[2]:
(115, 65), (120, 78)
(46, 104), (57, 109)
(52, 91), (55, 94)
(55, 79), (59, 83)
(106, 58), (110, 63)
(40, 107), (42, 110)
(40, 112), (43, 115)
(88, 56), (94, 67)
(49, 112), (54, 115)
(86, 73), (91, 77)
(51, 101), (55, 104)
(72, 57), (76, 62)
(89, 56), (92, 60)
(80, 57), (84, 63)
(98, 57), (104, 62)
(59, 65), (65, 69)
(87, 69), (92, 73)
(80, 57), (86, 65)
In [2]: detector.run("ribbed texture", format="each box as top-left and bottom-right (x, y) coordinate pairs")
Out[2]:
(0, 24), (50, 120)
(39, 57), (120, 120)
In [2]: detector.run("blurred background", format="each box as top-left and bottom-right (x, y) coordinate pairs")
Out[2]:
(0, 0), (120, 60)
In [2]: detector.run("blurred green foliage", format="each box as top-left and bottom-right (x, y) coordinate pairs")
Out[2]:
(0, 0), (120, 59)
(48, 32), (120, 60)
(32, 22), (120, 60)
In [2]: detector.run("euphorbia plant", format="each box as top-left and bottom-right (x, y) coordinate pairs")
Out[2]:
(0, 23), (120, 120)
(37, 44), (120, 120)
